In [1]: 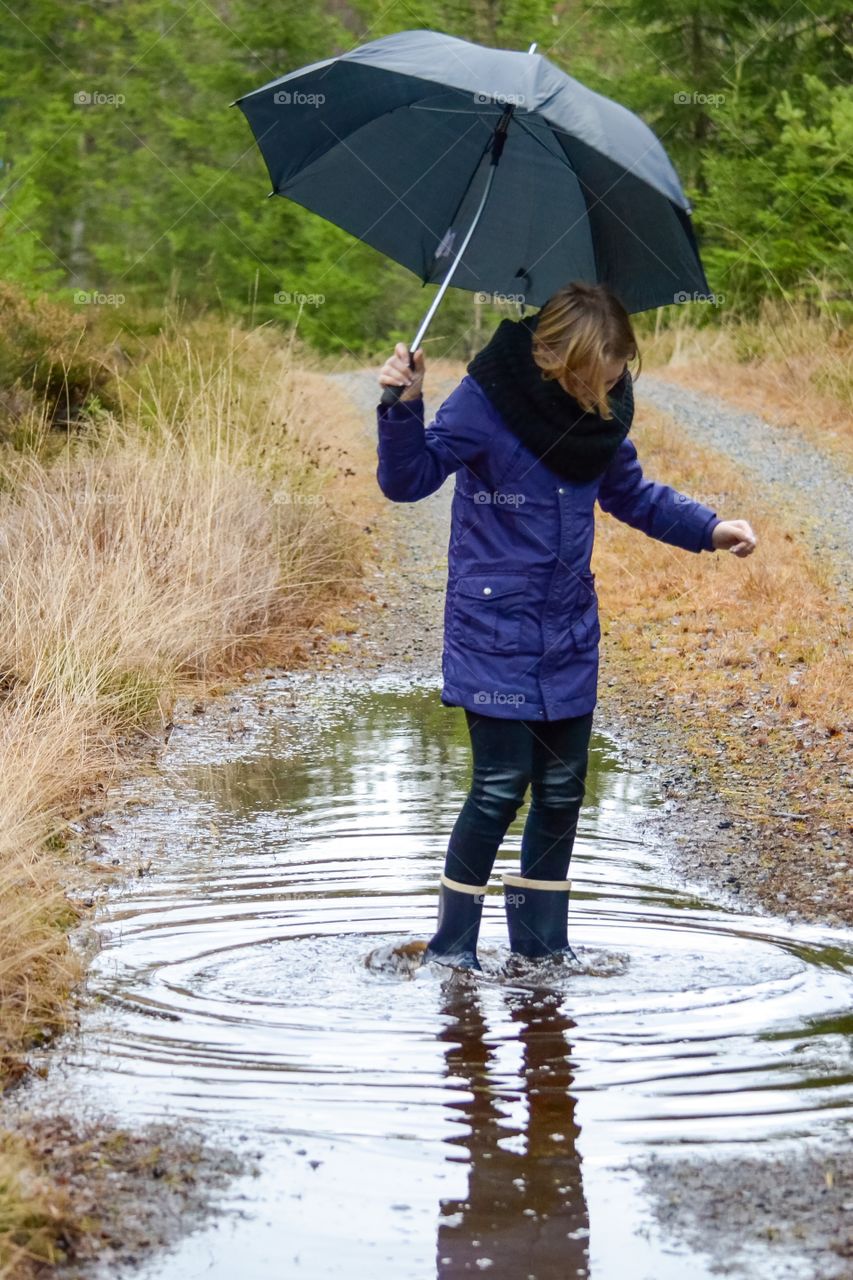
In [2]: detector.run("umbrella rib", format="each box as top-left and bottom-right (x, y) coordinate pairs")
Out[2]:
(410, 104), (510, 115)
(524, 121), (687, 284)
(511, 114), (579, 177)
(423, 132), (494, 284)
(308, 115), (483, 253)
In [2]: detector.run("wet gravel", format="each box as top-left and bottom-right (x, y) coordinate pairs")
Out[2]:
(637, 373), (853, 600)
(640, 1145), (853, 1280)
(0, 1107), (256, 1279)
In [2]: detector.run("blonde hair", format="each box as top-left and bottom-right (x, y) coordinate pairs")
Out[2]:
(531, 281), (641, 418)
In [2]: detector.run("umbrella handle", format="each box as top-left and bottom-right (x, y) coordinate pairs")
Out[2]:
(379, 348), (416, 406)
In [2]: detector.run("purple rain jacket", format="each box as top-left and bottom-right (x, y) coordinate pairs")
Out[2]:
(375, 373), (721, 721)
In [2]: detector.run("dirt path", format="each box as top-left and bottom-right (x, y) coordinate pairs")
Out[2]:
(637, 373), (852, 601)
(320, 368), (456, 678)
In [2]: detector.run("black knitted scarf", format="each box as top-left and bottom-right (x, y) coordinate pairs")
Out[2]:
(466, 313), (634, 483)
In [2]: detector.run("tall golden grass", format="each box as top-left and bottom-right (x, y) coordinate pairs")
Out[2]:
(0, 318), (376, 1275)
(0, 320), (371, 1059)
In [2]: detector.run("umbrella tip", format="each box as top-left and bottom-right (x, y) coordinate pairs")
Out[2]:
(527, 41), (538, 54)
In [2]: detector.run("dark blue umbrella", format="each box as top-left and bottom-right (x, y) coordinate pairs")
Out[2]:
(233, 29), (709, 401)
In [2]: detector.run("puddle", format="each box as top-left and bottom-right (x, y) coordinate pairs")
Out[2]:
(24, 673), (853, 1278)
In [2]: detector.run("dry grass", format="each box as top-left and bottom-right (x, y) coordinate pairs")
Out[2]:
(638, 299), (853, 465)
(0, 692), (111, 1087)
(0, 1129), (77, 1279)
(0, 317), (376, 1269)
(0, 320), (371, 1069)
(592, 399), (851, 843)
(0, 317), (378, 1274)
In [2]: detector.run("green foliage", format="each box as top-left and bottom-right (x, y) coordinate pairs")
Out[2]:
(0, 0), (849, 351)
(697, 76), (852, 313)
(0, 139), (64, 291)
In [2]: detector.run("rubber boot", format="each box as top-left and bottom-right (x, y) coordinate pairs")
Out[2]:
(502, 873), (579, 962)
(422, 874), (489, 971)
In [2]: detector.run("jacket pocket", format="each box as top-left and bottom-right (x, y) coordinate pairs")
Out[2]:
(451, 573), (528, 655)
(566, 598), (601, 652)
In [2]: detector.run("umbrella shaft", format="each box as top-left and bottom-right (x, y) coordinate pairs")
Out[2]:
(489, 103), (514, 164)
(409, 105), (515, 357)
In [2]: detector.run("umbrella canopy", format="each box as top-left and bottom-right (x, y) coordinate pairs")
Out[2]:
(233, 28), (709, 315)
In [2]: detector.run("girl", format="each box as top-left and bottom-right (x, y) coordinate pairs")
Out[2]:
(376, 282), (756, 972)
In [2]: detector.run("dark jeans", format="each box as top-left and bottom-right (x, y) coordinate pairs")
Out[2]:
(443, 708), (595, 887)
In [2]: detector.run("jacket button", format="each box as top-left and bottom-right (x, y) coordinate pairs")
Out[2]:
(483, 586), (492, 594)
(558, 487), (565, 494)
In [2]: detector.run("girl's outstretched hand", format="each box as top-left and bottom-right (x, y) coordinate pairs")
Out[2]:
(712, 519), (757, 557)
(378, 343), (426, 402)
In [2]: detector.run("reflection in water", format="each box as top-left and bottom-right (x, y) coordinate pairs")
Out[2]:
(437, 983), (588, 1277)
(15, 672), (853, 1280)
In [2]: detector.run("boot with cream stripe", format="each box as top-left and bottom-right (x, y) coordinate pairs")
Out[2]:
(502, 873), (579, 962)
(422, 873), (489, 971)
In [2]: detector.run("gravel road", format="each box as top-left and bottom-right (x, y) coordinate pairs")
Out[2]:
(638, 373), (852, 599)
(8, 365), (845, 1280)
(323, 369), (456, 675)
